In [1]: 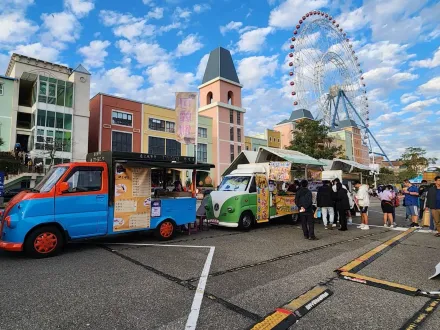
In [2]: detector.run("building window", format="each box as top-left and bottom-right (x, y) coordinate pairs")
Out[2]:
(230, 127), (234, 140)
(148, 136), (165, 155)
(207, 92), (213, 104)
(246, 146), (249, 150)
(237, 112), (241, 125)
(197, 143), (207, 163)
(112, 131), (132, 152)
(166, 121), (175, 133)
(0, 83), (3, 96)
(237, 128), (241, 142)
(269, 137), (272, 142)
(278, 138), (280, 143)
(230, 145), (234, 162)
(238, 145), (242, 154)
(228, 91), (233, 105)
(166, 139), (181, 156)
(112, 110), (133, 127)
(198, 127), (207, 138)
(230, 110), (234, 123)
(149, 118), (165, 131)
(38, 76), (73, 107)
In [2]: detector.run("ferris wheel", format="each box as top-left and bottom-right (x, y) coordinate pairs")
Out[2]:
(287, 10), (369, 135)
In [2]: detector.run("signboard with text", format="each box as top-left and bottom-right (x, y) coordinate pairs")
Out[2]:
(175, 92), (197, 145)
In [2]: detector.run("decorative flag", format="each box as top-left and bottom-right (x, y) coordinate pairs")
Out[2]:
(175, 92), (197, 144)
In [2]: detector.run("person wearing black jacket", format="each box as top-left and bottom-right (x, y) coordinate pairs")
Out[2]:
(425, 176), (440, 237)
(335, 182), (350, 231)
(296, 180), (318, 240)
(317, 180), (335, 230)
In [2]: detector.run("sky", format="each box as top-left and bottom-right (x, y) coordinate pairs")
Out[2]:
(0, 0), (439, 161)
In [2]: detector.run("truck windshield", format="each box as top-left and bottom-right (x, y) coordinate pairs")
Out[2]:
(218, 176), (251, 192)
(34, 166), (69, 193)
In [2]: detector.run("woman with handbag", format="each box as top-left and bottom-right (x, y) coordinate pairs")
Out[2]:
(378, 185), (395, 227)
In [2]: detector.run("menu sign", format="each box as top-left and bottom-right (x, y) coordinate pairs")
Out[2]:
(175, 92), (197, 145)
(269, 162), (291, 182)
(256, 174), (269, 222)
(113, 164), (151, 232)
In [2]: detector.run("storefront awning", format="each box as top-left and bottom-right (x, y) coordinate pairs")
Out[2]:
(330, 158), (371, 172)
(256, 147), (325, 166)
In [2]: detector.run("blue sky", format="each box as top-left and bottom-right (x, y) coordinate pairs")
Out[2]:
(1, 0), (439, 161)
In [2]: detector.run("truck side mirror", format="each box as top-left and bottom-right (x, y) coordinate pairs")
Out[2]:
(57, 182), (69, 194)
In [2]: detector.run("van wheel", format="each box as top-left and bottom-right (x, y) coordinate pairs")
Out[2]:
(155, 220), (175, 241)
(239, 212), (254, 231)
(24, 226), (64, 258)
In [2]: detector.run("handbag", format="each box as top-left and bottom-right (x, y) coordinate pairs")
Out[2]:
(423, 210), (430, 227)
(314, 208), (321, 219)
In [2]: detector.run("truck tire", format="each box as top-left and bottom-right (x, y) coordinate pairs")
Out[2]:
(155, 219), (176, 241)
(24, 226), (64, 258)
(238, 211), (254, 231)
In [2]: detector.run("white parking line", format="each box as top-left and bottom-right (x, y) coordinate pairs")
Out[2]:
(349, 222), (432, 233)
(104, 242), (215, 330)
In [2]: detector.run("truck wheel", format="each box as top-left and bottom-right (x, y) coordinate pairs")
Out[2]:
(239, 212), (254, 231)
(24, 226), (64, 258)
(155, 219), (175, 241)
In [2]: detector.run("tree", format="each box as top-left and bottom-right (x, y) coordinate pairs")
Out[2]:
(399, 147), (437, 177)
(34, 137), (73, 170)
(287, 119), (344, 160)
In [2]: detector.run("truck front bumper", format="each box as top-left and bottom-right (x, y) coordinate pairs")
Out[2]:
(0, 240), (23, 252)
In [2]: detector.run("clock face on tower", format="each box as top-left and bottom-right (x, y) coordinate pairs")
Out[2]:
(80, 77), (86, 83)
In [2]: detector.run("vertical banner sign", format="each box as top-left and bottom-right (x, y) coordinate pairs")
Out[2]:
(256, 174), (269, 222)
(176, 92), (197, 145)
(269, 162), (291, 182)
(113, 164), (152, 232)
(0, 171), (4, 197)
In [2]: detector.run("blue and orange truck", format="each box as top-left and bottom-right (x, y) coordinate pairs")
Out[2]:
(0, 151), (213, 258)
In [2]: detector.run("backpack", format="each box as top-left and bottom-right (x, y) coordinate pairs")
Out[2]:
(394, 196), (400, 207)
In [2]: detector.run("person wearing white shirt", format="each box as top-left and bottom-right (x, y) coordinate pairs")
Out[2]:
(354, 181), (370, 230)
(378, 185), (395, 227)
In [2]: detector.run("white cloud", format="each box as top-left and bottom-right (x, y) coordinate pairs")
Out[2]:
(41, 12), (80, 44)
(147, 7), (164, 19)
(402, 98), (440, 112)
(410, 47), (440, 68)
(114, 20), (155, 39)
(193, 4), (210, 13)
(117, 40), (169, 66)
(400, 93), (419, 104)
(336, 7), (369, 33)
(0, 53), (10, 74)
(145, 61), (174, 84)
(142, 0), (154, 5)
(176, 34), (203, 57)
(0, 0), (34, 13)
(237, 27), (274, 52)
(220, 21), (243, 35)
(0, 13), (38, 43)
(357, 41), (415, 71)
(237, 55), (278, 89)
(418, 77), (440, 95)
(78, 40), (111, 68)
(196, 53), (209, 80)
(269, 0), (329, 29)
(13, 43), (60, 63)
(363, 67), (398, 84)
(389, 72), (418, 85)
(174, 7), (191, 20)
(65, 0), (94, 18)
(99, 10), (138, 26)
(103, 67), (144, 95)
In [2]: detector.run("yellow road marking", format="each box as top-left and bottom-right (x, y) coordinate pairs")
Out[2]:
(250, 311), (290, 330)
(341, 272), (419, 292)
(283, 286), (327, 311)
(339, 228), (416, 272)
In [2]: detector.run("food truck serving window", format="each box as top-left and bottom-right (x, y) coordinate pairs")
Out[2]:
(35, 166), (69, 192)
(219, 176), (251, 192)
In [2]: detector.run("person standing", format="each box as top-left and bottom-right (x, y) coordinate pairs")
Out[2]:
(418, 180), (429, 220)
(378, 185), (395, 227)
(335, 182), (350, 231)
(317, 180), (335, 230)
(403, 179), (420, 228)
(354, 181), (370, 230)
(425, 176), (440, 237)
(296, 180), (318, 240)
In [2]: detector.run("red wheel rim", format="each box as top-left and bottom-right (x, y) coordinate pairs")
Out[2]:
(34, 232), (58, 254)
(160, 222), (173, 238)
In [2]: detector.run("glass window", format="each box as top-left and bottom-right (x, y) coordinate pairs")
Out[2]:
(32, 82), (37, 105)
(230, 144), (234, 162)
(112, 110), (132, 127)
(197, 143), (207, 163)
(63, 132), (71, 152)
(37, 110), (46, 126)
(46, 130), (54, 137)
(56, 112), (63, 129)
(218, 175), (250, 192)
(149, 118), (165, 131)
(230, 127), (234, 141)
(198, 127), (207, 138)
(112, 131), (132, 152)
(55, 131), (63, 151)
(65, 168), (103, 193)
(64, 114), (72, 130)
(65, 82), (73, 108)
(230, 110), (234, 123)
(56, 81), (65, 106)
(166, 139), (181, 156)
(166, 121), (175, 133)
(237, 128), (241, 142)
(35, 166), (68, 192)
(39, 76), (48, 82)
(46, 111), (55, 127)
(39, 81), (47, 96)
(48, 83), (56, 97)
(148, 136), (165, 155)
(0, 84), (3, 95)
(237, 112), (241, 125)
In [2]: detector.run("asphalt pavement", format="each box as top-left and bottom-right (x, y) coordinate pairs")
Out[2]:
(0, 200), (439, 330)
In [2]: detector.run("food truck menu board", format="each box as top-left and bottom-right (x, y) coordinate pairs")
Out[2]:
(113, 164), (152, 232)
(256, 174), (269, 222)
(275, 195), (298, 216)
(269, 162), (291, 182)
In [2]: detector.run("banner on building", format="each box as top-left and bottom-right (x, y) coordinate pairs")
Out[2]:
(175, 92), (198, 145)
(269, 161), (291, 182)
